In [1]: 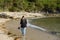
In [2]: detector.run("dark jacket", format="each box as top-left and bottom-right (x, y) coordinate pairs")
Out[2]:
(20, 18), (27, 28)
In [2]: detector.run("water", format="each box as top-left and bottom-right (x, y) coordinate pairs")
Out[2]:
(4, 19), (60, 40)
(29, 17), (60, 37)
(27, 20), (47, 32)
(29, 17), (60, 31)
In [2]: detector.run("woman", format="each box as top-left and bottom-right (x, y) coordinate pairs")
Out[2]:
(20, 16), (27, 36)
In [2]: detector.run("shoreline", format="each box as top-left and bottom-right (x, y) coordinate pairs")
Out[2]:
(4, 19), (60, 40)
(0, 18), (59, 40)
(29, 17), (60, 38)
(27, 19), (47, 32)
(0, 12), (60, 40)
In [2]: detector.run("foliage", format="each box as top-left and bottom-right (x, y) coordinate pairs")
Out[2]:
(0, 0), (60, 13)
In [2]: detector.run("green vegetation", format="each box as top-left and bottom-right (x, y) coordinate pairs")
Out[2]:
(0, 0), (60, 13)
(30, 17), (60, 32)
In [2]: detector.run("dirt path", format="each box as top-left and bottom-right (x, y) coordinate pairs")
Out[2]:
(4, 19), (59, 40)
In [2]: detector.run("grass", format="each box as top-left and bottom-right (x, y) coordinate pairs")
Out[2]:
(30, 17), (60, 32)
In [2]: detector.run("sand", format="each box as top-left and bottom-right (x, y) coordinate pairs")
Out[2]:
(26, 27), (59, 40)
(0, 18), (14, 40)
(0, 12), (60, 40)
(3, 19), (60, 40)
(0, 30), (13, 40)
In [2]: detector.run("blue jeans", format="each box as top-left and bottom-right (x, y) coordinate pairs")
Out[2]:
(21, 28), (26, 36)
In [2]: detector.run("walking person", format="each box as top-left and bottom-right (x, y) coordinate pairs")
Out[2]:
(20, 16), (27, 36)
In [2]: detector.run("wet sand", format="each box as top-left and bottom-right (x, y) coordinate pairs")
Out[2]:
(4, 19), (60, 40)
